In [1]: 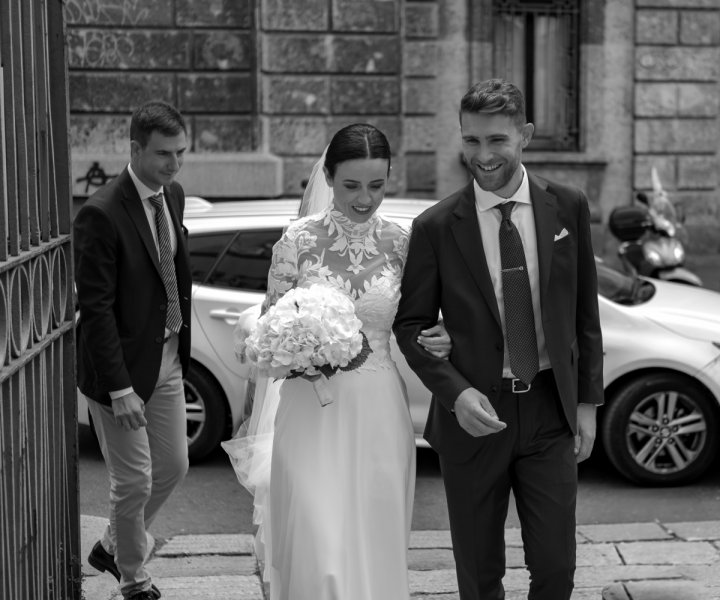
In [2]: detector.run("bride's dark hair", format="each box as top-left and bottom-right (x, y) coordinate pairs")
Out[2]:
(324, 123), (391, 177)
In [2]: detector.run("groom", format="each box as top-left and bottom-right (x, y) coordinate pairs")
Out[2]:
(394, 79), (603, 600)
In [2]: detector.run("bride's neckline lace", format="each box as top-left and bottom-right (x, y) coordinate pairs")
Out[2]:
(323, 207), (382, 275)
(326, 206), (378, 235)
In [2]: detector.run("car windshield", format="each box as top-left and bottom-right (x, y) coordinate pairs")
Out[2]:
(596, 261), (655, 305)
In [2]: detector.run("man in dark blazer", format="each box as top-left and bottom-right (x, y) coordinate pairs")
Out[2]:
(74, 101), (191, 600)
(394, 80), (604, 600)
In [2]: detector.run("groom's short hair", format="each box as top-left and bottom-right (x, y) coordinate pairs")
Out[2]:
(459, 79), (527, 127)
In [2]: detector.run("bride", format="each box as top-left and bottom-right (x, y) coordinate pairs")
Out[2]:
(224, 123), (451, 600)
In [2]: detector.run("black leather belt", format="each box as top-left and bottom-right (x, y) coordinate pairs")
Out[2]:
(501, 369), (554, 394)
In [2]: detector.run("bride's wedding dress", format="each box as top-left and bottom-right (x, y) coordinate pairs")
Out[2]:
(224, 207), (416, 600)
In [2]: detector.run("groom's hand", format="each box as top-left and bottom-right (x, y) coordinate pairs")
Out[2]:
(575, 403), (597, 463)
(453, 388), (506, 437)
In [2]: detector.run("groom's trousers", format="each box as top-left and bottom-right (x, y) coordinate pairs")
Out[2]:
(439, 370), (577, 600)
(87, 335), (189, 598)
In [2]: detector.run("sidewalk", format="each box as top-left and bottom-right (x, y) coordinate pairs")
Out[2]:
(81, 515), (720, 599)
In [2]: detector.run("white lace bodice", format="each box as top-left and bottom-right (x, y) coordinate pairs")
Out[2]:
(263, 208), (409, 366)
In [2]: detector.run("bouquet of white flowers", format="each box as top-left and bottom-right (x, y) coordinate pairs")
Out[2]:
(240, 284), (371, 405)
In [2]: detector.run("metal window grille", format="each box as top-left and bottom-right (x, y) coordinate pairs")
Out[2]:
(492, 0), (581, 150)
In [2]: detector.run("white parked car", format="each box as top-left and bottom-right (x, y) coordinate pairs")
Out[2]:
(79, 197), (720, 485)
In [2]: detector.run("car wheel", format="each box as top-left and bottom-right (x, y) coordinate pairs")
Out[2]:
(602, 373), (719, 485)
(184, 364), (228, 463)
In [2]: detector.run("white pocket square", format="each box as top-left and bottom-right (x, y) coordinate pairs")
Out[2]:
(554, 228), (569, 242)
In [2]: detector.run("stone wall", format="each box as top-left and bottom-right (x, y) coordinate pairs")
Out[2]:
(65, 0), (268, 199)
(64, 0), (720, 255)
(634, 0), (720, 253)
(259, 0), (413, 197)
(66, 0), (432, 200)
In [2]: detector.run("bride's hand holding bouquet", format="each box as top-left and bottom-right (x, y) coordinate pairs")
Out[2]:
(238, 283), (371, 406)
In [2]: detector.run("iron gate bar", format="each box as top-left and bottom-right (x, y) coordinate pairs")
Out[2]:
(0, 0), (78, 598)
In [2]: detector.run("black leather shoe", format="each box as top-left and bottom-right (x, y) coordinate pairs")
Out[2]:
(87, 541), (161, 598)
(128, 592), (156, 600)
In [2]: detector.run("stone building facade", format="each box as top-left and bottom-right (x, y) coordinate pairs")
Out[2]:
(66, 0), (719, 256)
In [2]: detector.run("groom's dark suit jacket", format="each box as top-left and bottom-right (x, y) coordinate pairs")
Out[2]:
(74, 167), (192, 406)
(394, 173), (604, 462)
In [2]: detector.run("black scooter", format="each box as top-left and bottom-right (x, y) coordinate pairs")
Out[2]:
(608, 191), (702, 286)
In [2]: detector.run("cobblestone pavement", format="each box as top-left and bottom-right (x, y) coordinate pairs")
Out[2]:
(81, 515), (720, 600)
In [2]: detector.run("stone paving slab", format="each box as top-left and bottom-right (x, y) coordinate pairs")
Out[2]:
(409, 528), (572, 549)
(506, 545), (525, 568)
(409, 569), (458, 595)
(426, 568), (595, 596)
(623, 580), (713, 600)
(409, 530), (453, 549)
(602, 584), (631, 600)
(502, 568), (531, 591)
(577, 543), (623, 567)
(497, 592), (605, 600)
(667, 521), (720, 542)
(150, 554), (258, 577)
(505, 528), (523, 547)
(570, 591), (607, 600)
(81, 574), (123, 600)
(408, 548), (456, 570)
(617, 541), (720, 565)
(156, 533), (255, 556)
(153, 575), (263, 599)
(575, 564), (683, 588)
(578, 522), (673, 543)
(679, 565), (720, 586)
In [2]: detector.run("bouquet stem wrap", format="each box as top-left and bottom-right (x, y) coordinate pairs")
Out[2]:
(312, 376), (333, 407)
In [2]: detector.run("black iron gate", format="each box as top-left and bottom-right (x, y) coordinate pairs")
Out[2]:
(0, 1), (78, 599)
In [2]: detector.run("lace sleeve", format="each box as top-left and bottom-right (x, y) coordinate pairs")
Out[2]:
(261, 227), (300, 314)
(393, 221), (411, 271)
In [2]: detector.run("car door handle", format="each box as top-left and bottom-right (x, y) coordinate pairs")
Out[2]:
(209, 308), (242, 324)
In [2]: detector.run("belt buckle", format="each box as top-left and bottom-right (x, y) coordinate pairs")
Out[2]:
(511, 378), (531, 393)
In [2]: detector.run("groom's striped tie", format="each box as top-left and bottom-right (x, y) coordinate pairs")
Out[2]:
(149, 193), (183, 334)
(496, 201), (539, 385)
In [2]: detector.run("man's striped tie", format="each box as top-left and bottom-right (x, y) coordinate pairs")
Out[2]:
(149, 193), (183, 334)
